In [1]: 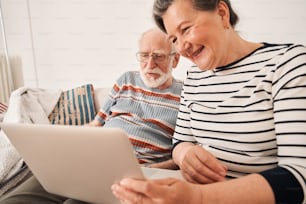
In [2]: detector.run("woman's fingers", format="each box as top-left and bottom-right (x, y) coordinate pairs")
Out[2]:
(181, 158), (223, 183)
(112, 178), (180, 204)
(112, 180), (151, 204)
(181, 169), (215, 184)
(112, 178), (203, 204)
(181, 146), (227, 183)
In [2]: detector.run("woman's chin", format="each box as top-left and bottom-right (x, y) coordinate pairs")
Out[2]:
(198, 63), (217, 71)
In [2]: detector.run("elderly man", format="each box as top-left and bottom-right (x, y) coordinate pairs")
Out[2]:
(0, 27), (182, 204)
(89, 28), (182, 169)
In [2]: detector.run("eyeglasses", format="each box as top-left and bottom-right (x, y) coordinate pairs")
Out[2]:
(136, 52), (176, 63)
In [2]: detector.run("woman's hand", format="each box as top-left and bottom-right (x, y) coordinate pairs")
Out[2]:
(112, 178), (202, 204)
(173, 143), (227, 184)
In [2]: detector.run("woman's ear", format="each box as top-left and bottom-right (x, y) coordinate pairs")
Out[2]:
(218, 1), (230, 29)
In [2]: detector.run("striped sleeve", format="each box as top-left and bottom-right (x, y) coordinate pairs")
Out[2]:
(270, 44), (306, 203)
(93, 76), (122, 125)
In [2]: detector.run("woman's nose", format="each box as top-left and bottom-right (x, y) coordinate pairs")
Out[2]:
(176, 38), (191, 57)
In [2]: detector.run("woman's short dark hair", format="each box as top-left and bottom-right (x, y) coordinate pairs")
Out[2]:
(153, 0), (239, 33)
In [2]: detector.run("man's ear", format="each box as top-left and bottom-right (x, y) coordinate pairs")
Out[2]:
(172, 53), (180, 68)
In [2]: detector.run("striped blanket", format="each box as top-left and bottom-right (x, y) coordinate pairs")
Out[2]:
(0, 84), (96, 185)
(0, 87), (62, 183)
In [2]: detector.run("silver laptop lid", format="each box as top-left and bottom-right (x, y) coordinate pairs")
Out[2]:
(1, 123), (144, 204)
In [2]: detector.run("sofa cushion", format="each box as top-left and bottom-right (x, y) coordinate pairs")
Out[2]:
(0, 102), (8, 123)
(93, 87), (111, 112)
(48, 84), (96, 125)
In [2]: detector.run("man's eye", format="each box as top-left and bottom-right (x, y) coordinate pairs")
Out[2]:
(141, 54), (149, 58)
(155, 54), (165, 60)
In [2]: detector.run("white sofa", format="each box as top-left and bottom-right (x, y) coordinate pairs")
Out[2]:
(0, 87), (111, 197)
(93, 87), (111, 113)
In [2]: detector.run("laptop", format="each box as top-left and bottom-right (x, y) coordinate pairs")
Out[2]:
(0, 123), (183, 204)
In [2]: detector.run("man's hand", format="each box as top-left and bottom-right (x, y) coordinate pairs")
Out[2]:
(145, 159), (179, 170)
(85, 120), (102, 126)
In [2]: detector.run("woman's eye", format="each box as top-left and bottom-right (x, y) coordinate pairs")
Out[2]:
(172, 38), (177, 44)
(181, 26), (189, 34)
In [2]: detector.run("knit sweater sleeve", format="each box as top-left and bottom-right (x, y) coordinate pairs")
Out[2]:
(93, 72), (127, 125)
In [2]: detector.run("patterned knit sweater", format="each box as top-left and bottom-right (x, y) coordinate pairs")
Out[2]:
(94, 71), (183, 164)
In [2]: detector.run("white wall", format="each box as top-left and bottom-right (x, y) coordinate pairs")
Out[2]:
(1, 0), (306, 90)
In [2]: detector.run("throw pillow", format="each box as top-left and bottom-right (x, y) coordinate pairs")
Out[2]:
(48, 84), (96, 125)
(0, 102), (8, 123)
(0, 102), (8, 114)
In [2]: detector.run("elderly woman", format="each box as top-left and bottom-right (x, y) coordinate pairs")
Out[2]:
(112, 0), (306, 203)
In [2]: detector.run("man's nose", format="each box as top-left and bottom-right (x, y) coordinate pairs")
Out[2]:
(146, 56), (157, 69)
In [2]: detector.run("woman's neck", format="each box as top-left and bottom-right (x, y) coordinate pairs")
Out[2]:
(223, 32), (262, 65)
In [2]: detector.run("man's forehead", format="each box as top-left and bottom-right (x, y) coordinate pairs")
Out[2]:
(139, 49), (169, 54)
(139, 37), (172, 53)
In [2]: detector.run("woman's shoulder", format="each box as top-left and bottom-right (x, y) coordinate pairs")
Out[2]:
(260, 42), (305, 53)
(250, 43), (306, 66)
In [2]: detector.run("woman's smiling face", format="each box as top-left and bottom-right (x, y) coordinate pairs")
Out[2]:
(163, 0), (230, 70)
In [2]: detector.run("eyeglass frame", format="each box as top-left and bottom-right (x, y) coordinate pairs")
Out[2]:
(136, 52), (176, 63)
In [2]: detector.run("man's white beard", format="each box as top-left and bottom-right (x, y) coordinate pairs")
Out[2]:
(140, 67), (172, 88)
